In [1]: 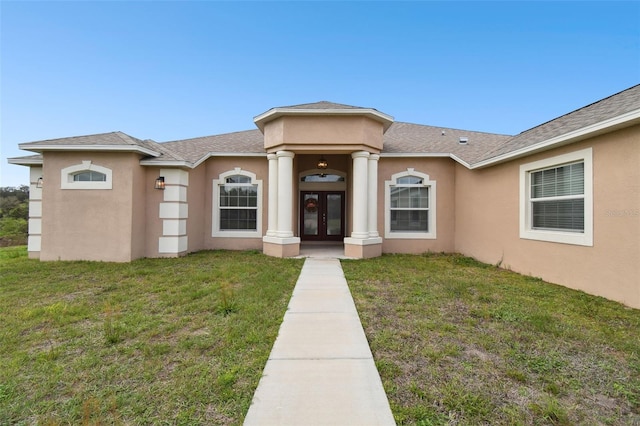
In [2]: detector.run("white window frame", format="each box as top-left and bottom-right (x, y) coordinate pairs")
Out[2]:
(212, 168), (262, 238)
(61, 161), (112, 189)
(519, 148), (593, 246)
(385, 168), (437, 239)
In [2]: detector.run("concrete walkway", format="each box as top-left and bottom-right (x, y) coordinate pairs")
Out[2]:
(244, 258), (396, 426)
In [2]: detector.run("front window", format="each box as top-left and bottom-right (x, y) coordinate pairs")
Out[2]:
(520, 148), (592, 246)
(385, 169), (436, 239)
(213, 169), (262, 237)
(73, 171), (107, 182)
(530, 162), (584, 232)
(61, 161), (112, 189)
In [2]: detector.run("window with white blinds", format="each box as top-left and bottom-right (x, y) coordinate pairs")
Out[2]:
(530, 162), (584, 231)
(519, 148), (592, 246)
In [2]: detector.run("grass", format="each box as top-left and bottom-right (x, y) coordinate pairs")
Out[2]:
(0, 247), (303, 425)
(342, 253), (640, 426)
(3, 247), (639, 425)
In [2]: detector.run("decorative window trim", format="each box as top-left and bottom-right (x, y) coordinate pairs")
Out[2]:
(212, 168), (262, 238)
(519, 148), (593, 246)
(299, 169), (347, 191)
(61, 161), (112, 189)
(384, 168), (437, 239)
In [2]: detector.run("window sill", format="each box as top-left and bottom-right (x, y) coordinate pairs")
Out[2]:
(520, 229), (592, 246)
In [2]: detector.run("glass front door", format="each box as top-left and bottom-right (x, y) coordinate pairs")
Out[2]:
(300, 191), (345, 241)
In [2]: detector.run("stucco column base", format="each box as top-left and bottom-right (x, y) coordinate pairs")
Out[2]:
(28, 251), (40, 260)
(343, 237), (383, 259)
(263, 236), (301, 258)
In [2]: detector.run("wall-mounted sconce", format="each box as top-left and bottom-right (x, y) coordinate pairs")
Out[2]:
(317, 157), (328, 170)
(154, 176), (165, 190)
(36, 177), (43, 188)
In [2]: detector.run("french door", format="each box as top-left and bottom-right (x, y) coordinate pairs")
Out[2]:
(300, 191), (345, 241)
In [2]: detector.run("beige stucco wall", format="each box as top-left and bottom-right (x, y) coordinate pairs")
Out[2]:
(130, 158), (147, 260)
(264, 116), (384, 153)
(454, 125), (640, 308)
(40, 152), (145, 262)
(378, 157), (456, 254)
(204, 156), (268, 251)
(187, 165), (206, 253)
(143, 168), (173, 258)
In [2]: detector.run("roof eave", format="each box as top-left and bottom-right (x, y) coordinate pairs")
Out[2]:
(18, 144), (161, 157)
(7, 156), (44, 166)
(470, 108), (640, 169)
(253, 108), (395, 132)
(380, 152), (472, 168)
(140, 152), (267, 169)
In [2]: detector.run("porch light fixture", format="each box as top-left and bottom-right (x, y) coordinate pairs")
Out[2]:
(36, 177), (43, 188)
(154, 176), (165, 190)
(317, 157), (328, 170)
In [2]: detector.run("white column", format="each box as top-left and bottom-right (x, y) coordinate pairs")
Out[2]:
(276, 151), (295, 238)
(266, 153), (278, 237)
(28, 166), (43, 253)
(158, 169), (189, 254)
(368, 154), (380, 238)
(351, 151), (370, 239)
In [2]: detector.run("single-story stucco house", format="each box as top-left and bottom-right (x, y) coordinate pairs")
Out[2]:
(8, 85), (640, 308)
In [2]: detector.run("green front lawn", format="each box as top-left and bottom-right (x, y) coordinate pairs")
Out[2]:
(2, 247), (638, 425)
(0, 247), (303, 424)
(343, 253), (640, 425)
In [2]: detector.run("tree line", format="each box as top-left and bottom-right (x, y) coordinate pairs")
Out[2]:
(0, 185), (29, 246)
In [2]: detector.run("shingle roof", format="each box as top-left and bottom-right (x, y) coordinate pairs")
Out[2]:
(480, 84), (640, 162)
(382, 122), (511, 164)
(19, 131), (142, 148)
(13, 86), (639, 169)
(160, 130), (265, 164)
(279, 101), (374, 110)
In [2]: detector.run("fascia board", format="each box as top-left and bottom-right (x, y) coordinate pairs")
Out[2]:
(470, 108), (640, 169)
(140, 152), (267, 169)
(380, 152), (471, 168)
(18, 144), (161, 157)
(139, 159), (193, 168)
(254, 108), (394, 131)
(7, 157), (44, 166)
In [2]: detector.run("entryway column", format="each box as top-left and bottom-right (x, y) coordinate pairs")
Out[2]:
(266, 153), (278, 237)
(276, 151), (295, 238)
(350, 151), (370, 239)
(344, 151), (382, 259)
(368, 154), (380, 238)
(263, 150), (300, 258)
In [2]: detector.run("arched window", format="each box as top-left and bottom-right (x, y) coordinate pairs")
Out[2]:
(73, 170), (107, 182)
(212, 168), (262, 237)
(385, 168), (436, 239)
(61, 161), (112, 189)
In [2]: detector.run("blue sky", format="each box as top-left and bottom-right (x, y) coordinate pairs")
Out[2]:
(2, 1), (639, 187)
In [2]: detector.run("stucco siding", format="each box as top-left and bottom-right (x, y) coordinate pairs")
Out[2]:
(378, 157), (456, 254)
(187, 165), (206, 253)
(130, 157), (147, 260)
(144, 168), (166, 258)
(264, 116), (384, 153)
(40, 152), (141, 262)
(454, 125), (640, 308)
(204, 157), (268, 251)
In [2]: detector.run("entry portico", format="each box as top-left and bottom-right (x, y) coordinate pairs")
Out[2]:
(255, 101), (393, 258)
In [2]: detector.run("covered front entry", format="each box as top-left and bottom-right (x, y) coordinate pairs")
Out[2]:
(300, 191), (345, 241)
